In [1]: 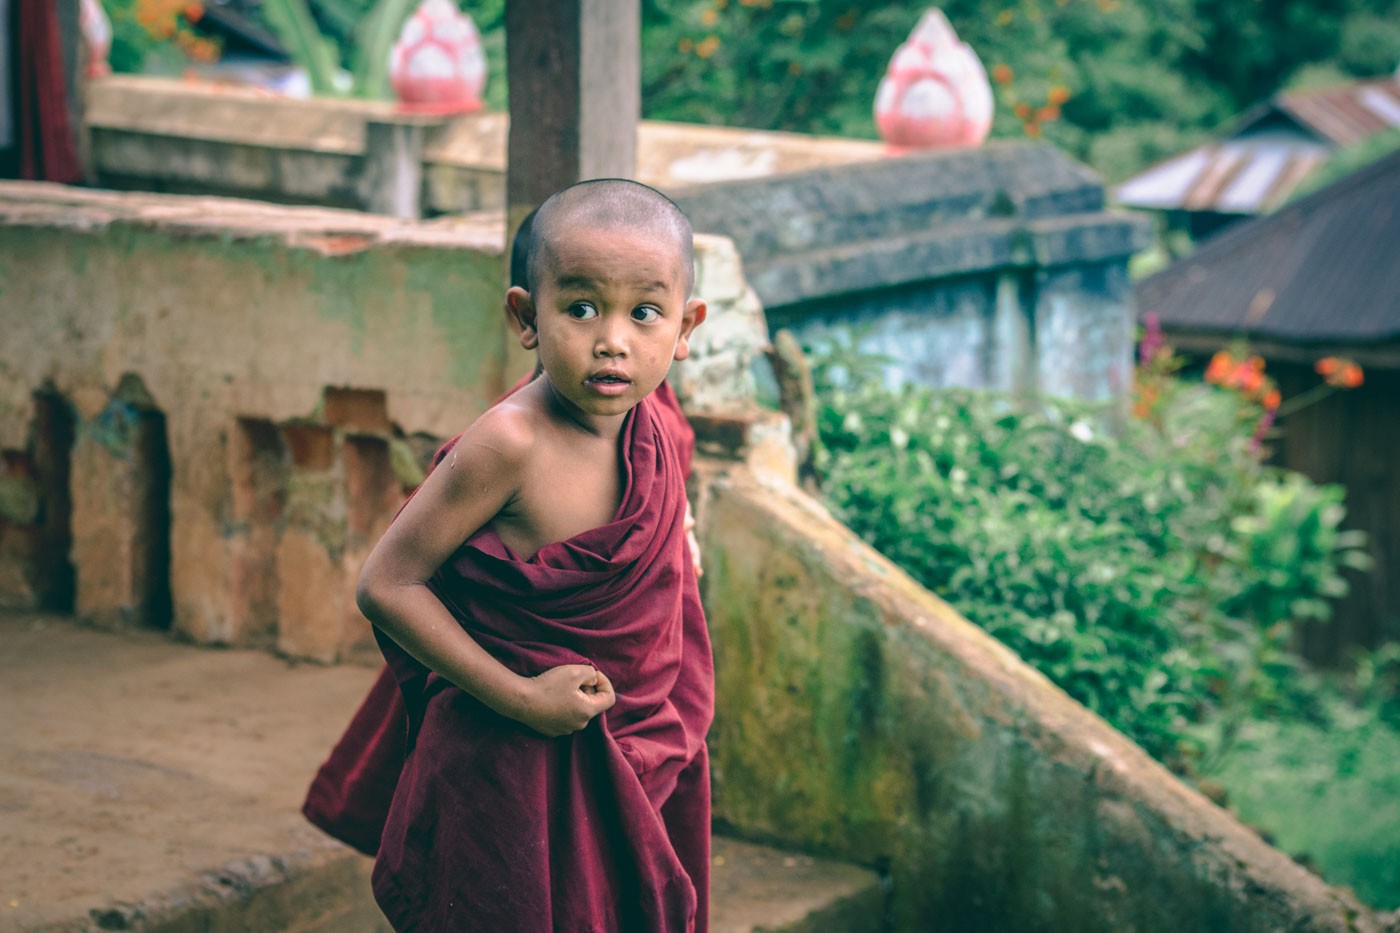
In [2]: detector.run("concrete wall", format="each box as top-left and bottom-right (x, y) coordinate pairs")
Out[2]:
(678, 145), (1150, 407)
(693, 455), (1379, 931)
(0, 183), (510, 657)
(82, 77), (1145, 408)
(0, 182), (763, 658)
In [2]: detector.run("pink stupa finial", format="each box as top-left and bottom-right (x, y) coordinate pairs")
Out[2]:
(874, 9), (993, 152)
(389, 0), (486, 115)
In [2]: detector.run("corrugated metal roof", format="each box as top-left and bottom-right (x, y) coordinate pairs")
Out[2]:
(1278, 80), (1400, 146)
(1115, 77), (1400, 215)
(1135, 147), (1400, 345)
(1116, 139), (1330, 215)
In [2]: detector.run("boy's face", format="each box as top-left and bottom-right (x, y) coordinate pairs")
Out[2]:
(507, 224), (705, 423)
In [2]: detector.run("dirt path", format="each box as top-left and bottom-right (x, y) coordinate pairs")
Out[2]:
(0, 612), (379, 930)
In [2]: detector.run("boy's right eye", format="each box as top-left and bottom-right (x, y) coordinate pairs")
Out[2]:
(568, 302), (598, 320)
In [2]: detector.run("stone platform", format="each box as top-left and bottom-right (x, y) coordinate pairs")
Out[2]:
(0, 612), (879, 931)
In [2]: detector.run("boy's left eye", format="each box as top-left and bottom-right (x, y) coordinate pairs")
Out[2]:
(632, 306), (660, 323)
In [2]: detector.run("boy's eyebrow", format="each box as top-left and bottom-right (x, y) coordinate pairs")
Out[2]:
(553, 274), (598, 291)
(553, 274), (673, 294)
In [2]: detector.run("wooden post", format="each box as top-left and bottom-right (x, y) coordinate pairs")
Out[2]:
(501, 0), (641, 380)
(504, 0), (641, 237)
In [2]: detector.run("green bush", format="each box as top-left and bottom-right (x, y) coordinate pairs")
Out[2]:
(808, 337), (1369, 766)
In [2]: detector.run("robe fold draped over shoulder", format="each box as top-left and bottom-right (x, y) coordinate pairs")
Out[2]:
(302, 382), (712, 932)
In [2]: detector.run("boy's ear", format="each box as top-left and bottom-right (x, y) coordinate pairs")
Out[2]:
(672, 298), (707, 362)
(505, 286), (539, 351)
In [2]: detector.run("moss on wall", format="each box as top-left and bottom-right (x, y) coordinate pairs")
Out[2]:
(0, 195), (509, 643)
(700, 468), (1377, 932)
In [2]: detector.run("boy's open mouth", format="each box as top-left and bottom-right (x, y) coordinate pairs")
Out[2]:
(585, 372), (633, 396)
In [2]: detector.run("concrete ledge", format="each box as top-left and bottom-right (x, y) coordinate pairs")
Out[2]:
(674, 145), (1153, 310)
(711, 837), (882, 933)
(78, 847), (384, 933)
(697, 467), (1380, 931)
(83, 75), (886, 216)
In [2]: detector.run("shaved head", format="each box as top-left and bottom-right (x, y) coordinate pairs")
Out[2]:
(525, 179), (695, 296)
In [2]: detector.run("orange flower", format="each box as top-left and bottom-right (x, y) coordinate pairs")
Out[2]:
(701, 7), (717, 26)
(1316, 356), (1364, 388)
(1205, 350), (1233, 385)
(1036, 105), (1060, 122)
(183, 1), (203, 23)
(1013, 102), (1031, 119)
(1237, 366), (1264, 394)
(1047, 85), (1071, 105)
(696, 35), (721, 59)
(1262, 388), (1281, 410)
(992, 63), (1013, 85)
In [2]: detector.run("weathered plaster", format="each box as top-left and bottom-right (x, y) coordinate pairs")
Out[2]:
(697, 465), (1379, 931)
(0, 183), (770, 653)
(0, 183), (508, 650)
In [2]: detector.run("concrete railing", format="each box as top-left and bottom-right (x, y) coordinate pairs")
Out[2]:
(83, 75), (884, 219)
(694, 452), (1380, 931)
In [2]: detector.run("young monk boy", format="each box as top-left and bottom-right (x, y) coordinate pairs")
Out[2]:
(353, 179), (713, 931)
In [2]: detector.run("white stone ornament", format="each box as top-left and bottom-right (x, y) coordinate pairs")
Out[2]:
(389, 0), (486, 114)
(874, 9), (993, 150)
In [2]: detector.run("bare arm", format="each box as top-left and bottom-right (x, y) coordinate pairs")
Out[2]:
(355, 407), (614, 737)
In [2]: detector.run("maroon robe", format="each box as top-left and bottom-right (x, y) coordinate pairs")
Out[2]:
(304, 383), (712, 932)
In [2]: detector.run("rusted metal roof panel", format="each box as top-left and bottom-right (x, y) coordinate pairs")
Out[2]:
(1136, 148), (1400, 345)
(1116, 139), (1330, 215)
(1116, 78), (1400, 215)
(1279, 79), (1400, 146)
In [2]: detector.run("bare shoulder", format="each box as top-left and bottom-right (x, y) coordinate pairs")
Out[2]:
(432, 395), (542, 491)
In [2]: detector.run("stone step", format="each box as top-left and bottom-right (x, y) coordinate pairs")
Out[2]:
(711, 836), (884, 933)
(64, 835), (882, 932)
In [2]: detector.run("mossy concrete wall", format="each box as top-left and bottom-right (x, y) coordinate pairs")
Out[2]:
(0, 183), (511, 656)
(696, 464), (1379, 932)
(0, 182), (766, 659)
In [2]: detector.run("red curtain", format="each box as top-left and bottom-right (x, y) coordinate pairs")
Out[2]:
(14, 0), (81, 182)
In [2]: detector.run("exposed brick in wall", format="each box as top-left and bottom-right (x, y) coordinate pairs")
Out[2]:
(225, 390), (434, 663)
(0, 391), (76, 612)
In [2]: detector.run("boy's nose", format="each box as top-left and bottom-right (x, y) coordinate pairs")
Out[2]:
(594, 320), (629, 357)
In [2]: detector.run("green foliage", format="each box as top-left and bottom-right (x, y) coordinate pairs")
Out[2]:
(1224, 475), (1373, 628)
(1289, 127), (1400, 201)
(262, 0), (347, 94)
(636, 0), (1400, 180)
(260, 0), (437, 98)
(807, 336), (1370, 766)
(1204, 674), (1400, 909)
